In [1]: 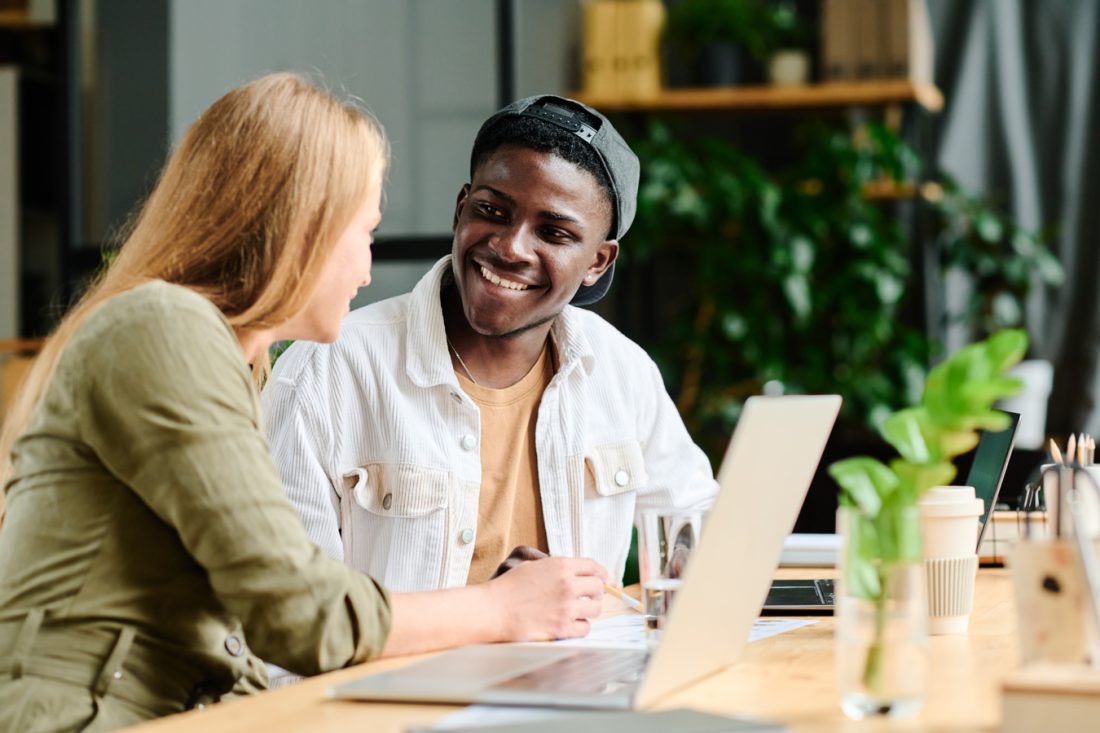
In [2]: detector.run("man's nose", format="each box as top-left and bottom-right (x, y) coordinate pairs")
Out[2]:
(492, 223), (536, 262)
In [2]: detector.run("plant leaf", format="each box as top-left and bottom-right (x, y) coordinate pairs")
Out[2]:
(829, 457), (898, 518)
(881, 408), (933, 463)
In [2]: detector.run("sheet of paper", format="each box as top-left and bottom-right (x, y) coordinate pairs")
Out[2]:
(523, 614), (815, 652)
(428, 705), (600, 731)
(749, 617), (817, 641)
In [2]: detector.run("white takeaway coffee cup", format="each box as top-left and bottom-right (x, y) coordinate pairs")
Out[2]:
(918, 486), (984, 634)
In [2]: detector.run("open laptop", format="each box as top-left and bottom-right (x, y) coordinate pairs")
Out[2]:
(330, 395), (842, 710)
(762, 410), (1021, 613)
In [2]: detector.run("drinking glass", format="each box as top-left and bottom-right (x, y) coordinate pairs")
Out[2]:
(635, 509), (706, 645)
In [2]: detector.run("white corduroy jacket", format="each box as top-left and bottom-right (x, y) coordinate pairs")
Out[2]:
(263, 257), (718, 591)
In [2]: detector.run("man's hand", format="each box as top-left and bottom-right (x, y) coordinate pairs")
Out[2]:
(490, 545), (549, 579)
(485, 556), (608, 641)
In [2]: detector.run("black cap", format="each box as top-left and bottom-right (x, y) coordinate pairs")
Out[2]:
(471, 95), (639, 306)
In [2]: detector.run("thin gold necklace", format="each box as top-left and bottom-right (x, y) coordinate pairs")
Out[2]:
(448, 340), (480, 386)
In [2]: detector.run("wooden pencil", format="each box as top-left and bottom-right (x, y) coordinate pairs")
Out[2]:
(604, 584), (644, 613)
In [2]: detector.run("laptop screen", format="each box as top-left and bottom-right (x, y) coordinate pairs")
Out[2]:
(964, 410), (1020, 550)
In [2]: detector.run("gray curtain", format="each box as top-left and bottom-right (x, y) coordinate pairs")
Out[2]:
(928, 0), (1100, 435)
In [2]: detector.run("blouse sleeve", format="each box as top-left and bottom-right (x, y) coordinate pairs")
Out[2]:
(76, 288), (390, 675)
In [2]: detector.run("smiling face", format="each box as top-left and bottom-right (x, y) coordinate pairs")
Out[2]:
(450, 145), (618, 339)
(280, 181), (382, 344)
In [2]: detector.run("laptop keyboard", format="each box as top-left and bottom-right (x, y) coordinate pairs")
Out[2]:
(491, 650), (648, 695)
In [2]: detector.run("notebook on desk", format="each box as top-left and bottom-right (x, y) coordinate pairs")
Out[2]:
(761, 410), (1020, 613)
(330, 395), (842, 710)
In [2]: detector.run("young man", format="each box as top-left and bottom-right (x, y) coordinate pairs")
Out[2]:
(264, 96), (717, 592)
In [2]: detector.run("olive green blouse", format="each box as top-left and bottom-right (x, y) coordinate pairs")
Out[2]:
(0, 281), (390, 727)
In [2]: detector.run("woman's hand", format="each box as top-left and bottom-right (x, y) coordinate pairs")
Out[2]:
(485, 556), (608, 642)
(382, 556), (609, 657)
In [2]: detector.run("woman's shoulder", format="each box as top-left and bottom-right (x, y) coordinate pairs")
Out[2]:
(80, 281), (232, 345)
(98, 280), (225, 326)
(69, 281), (241, 375)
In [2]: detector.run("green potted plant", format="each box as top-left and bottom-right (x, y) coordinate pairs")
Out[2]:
(933, 175), (1063, 340)
(627, 120), (932, 461)
(663, 0), (773, 86)
(763, 1), (811, 86)
(828, 328), (1027, 717)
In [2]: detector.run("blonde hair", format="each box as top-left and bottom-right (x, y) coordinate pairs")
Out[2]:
(0, 72), (388, 515)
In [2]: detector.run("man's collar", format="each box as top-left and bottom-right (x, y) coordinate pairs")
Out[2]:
(404, 255), (597, 388)
(404, 257), (457, 388)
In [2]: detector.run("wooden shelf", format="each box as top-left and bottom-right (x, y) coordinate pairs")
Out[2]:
(0, 338), (44, 354)
(861, 179), (944, 202)
(0, 10), (39, 28)
(573, 79), (943, 114)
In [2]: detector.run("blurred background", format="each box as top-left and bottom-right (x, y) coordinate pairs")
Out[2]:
(0, 0), (1096, 527)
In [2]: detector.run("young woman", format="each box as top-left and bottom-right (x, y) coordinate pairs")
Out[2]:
(0, 73), (606, 732)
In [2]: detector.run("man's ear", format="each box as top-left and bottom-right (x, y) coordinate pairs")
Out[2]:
(452, 184), (472, 232)
(584, 240), (619, 283)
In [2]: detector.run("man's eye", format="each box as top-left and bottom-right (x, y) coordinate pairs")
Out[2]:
(477, 202), (505, 219)
(542, 228), (572, 242)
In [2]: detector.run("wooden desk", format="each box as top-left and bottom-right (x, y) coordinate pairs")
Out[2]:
(0, 339), (41, 418)
(127, 570), (1017, 733)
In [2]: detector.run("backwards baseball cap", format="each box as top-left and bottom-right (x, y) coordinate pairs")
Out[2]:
(471, 95), (640, 306)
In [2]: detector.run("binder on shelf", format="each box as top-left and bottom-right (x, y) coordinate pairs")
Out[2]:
(821, 0), (856, 81)
(885, 0), (933, 83)
(581, 0), (663, 101)
(854, 0), (885, 80)
(820, 0), (932, 84)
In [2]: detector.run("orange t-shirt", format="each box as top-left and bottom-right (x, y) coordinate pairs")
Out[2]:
(459, 345), (553, 584)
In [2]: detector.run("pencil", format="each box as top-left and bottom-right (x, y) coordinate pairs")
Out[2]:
(1050, 438), (1064, 465)
(1080, 434), (1088, 465)
(1068, 434), (1077, 466)
(604, 584), (644, 613)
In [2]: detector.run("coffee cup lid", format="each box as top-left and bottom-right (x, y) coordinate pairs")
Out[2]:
(918, 486), (985, 518)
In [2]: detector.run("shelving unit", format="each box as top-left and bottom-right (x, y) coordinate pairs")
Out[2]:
(578, 76), (948, 535)
(574, 79), (943, 114)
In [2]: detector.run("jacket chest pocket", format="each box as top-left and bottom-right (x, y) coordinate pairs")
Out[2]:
(339, 463), (450, 591)
(583, 441), (648, 498)
(581, 441), (648, 583)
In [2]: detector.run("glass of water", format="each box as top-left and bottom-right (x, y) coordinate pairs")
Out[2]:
(635, 509), (706, 646)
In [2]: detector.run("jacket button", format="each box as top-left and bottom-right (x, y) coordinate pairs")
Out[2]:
(459, 528), (475, 544)
(224, 635), (243, 657)
(461, 434), (477, 451)
(382, 493), (393, 510)
(614, 470), (630, 487)
(450, 392), (463, 404)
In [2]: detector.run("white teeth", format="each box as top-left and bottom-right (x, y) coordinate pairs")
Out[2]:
(479, 265), (530, 291)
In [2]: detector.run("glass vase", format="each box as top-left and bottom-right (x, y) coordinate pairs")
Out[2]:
(835, 506), (928, 719)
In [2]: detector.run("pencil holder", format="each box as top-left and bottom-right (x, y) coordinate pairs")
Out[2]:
(1043, 464), (1100, 537)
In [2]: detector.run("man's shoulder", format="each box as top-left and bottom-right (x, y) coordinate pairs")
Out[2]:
(566, 306), (652, 366)
(270, 293), (412, 389)
(343, 291), (413, 330)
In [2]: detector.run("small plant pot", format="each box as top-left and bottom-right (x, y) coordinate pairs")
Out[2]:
(767, 48), (810, 86)
(680, 41), (761, 87)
